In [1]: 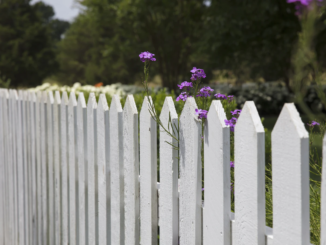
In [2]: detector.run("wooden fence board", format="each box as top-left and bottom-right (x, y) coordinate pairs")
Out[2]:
(159, 97), (178, 245)
(234, 101), (265, 245)
(97, 94), (109, 245)
(203, 100), (231, 245)
(68, 92), (78, 245)
(29, 92), (37, 244)
(179, 97), (202, 245)
(140, 96), (158, 245)
(54, 91), (61, 245)
(123, 95), (140, 245)
(77, 92), (86, 245)
(0, 91), (4, 245)
(109, 95), (124, 245)
(87, 93), (97, 245)
(61, 92), (69, 245)
(272, 103), (309, 244)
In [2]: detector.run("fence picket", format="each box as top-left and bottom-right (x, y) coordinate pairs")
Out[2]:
(41, 91), (48, 245)
(68, 92), (78, 245)
(3, 90), (10, 245)
(123, 95), (140, 245)
(0, 91), (4, 245)
(322, 133), (326, 245)
(17, 91), (26, 245)
(61, 92), (69, 245)
(140, 96), (158, 245)
(110, 95), (124, 245)
(87, 93), (97, 245)
(47, 91), (55, 245)
(97, 94), (109, 245)
(272, 103), (310, 244)
(29, 92), (37, 244)
(36, 91), (43, 245)
(234, 101), (265, 245)
(203, 100), (231, 245)
(179, 97), (202, 245)
(54, 91), (61, 245)
(77, 92), (87, 245)
(159, 96), (178, 245)
(23, 91), (31, 245)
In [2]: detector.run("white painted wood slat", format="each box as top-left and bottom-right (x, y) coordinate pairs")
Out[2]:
(77, 92), (86, 245)
(68, 92), (78, 245)
(41, 91), (48, 245)
(54, 91), (61, 245)
(322, 133), (326, 245)
(36, 91), (43, 245)
(61, 92), (69, 245)
(159, 96), (178, 245)
(272, 103), (310, 244)
(87, 93), (97, 245)
(97, 94), (109, 245)
(234, 101), (265, 245)
(203, 100), (231, 245)
(179, 97), (202, 245)
(123, 95), (140, 245)
(140, 96), (158, 245)
(17, 91), (26, 245)
(47, 91), (55, 245)
(29, 92), (37, 245)
(0, 91), (5, 245)
(110, 95), (124, 245)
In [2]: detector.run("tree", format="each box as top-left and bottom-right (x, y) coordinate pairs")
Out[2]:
(0, 0), (57, 87)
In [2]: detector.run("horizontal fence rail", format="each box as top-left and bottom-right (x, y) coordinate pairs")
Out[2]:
(0, 89), (325, 245)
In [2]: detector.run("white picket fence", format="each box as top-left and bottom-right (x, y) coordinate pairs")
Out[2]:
(0, 89), (325, 245)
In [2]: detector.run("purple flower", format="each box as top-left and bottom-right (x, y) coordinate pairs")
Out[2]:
(197, 86), (214, 97)
(225, 117), (237, 132)
(287, 0), (324, 15)
(178, 81), (193, 90)
(287, 0), (322, 6)
(190, 67), (206, 80)
(176, 92), (191, 102)
(215, 93), (227, 100)
(228, 95), (234, 101)
(195, 109), (208, 119)
(308, 121), (320, 127)
(139, 51), (156, 62)
(230, 161), (234, 168)
(231, 109), (242, 116)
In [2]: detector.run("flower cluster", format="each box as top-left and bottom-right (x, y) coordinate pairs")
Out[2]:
(176, 92), (191, 102)
(287, 0), (323, 15)
(197, 86), (214, 98)
(308, 121), (320, 127)
(287, 0), (322, 6)
(178, 81), (193, 90)
(190, 67), (206, 81)
(214, 93), (234, 102)
(224, 117), (237, 132)
(139, 51), (156, 62)
(230, 161), (234, 168)
(195, 109), (208, 119)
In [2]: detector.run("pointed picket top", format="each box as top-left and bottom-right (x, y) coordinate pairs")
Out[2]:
(47, 91), (54, 104)
(109, 94), (124, 245)
(37, 91), (42, 103)
(159, 96), (179, 245)
(98, 93), (109, 112)
(273, 103), (308, 138)
(234, 101), (265, 245)
(87, 92), (97, 110)
(69, 91), (77, 106)
(321, 133), (326, 245)
(62, 91), (69, 106)
(110, 94), (123, 114)
(123, 94), (140, 245)
(203, 100), (230, 245)
(272, 103), (309, 245)
(179, 97), (202, 245)
(140, 96), (154, 118)
(54, 91), (61, 105)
